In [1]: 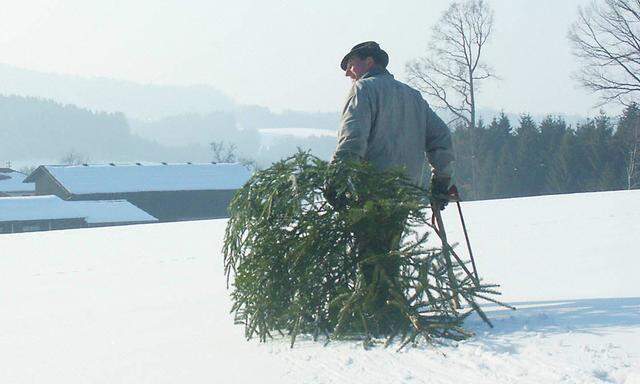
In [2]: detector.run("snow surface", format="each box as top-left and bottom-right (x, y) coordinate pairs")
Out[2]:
(1, 190), (639, 383)
(258, 127), (337, 138)
(0, 195), (157, 224)
(35, 163), (251, 194)
(0, 170), (34, 193)
(257, 128), (337, 151)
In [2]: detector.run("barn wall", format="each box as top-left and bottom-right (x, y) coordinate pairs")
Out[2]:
(88, 220), (158, 228)
(34, 173), (69, 198)
(0, 218), (87, 234)
(3, 191), (36, 197)
(69, 189), (237, 222)
(50, 218), (88, 231)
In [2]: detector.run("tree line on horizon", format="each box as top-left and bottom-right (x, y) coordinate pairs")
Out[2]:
(450, 104), (640, 201)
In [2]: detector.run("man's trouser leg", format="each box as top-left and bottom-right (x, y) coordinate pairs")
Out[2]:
(356, 213), (407, 333)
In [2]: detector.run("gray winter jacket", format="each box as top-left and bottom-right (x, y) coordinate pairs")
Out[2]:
(332, 67), (454, 187)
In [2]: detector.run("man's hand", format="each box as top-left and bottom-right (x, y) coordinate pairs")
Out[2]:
(323, 176), (345, 209)
(428, 176), (452, 210)
(323, 163), (350, 210)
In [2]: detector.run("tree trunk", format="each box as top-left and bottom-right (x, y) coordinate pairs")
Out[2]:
(628, 121), (639, 189)
(469, 72), (478, 199)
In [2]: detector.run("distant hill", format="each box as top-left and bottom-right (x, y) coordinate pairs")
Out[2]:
(0, 95), (335, 168)
(234, 105), (339, 131)
(127, 110), (337, 167)
(128, 106), (339, 148)
(0, 95), (212, 164)
(0, 63), (234, 120)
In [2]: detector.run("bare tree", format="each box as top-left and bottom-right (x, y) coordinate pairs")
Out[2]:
(569, 0), (640, 106)
(625, 117), (640, 189)
(406, 0), (495, 198)
(210, 141), (239, 163)
(19, 165), (37, 176)
(570, 1), (640, 189)
(210, 140), (259, 171)
(60, 150), (90, 166)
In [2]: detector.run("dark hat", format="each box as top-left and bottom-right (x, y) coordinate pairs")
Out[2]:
(340, 41), (389, 71)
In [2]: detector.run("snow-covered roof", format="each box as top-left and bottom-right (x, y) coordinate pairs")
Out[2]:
(0, 195), (157, 224)
(0, 169), (35, 193)
(26, 163), (251, 194)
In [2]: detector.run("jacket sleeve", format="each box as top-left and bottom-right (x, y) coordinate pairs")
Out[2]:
(424, 102), (455, 179)
(331, 82), (373, 163)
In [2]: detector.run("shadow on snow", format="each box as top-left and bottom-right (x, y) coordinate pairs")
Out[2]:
(465, 297), (640, 337)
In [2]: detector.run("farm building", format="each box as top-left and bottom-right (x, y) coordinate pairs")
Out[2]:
(0, 195), (158, 234)
(0, 168), (35, 196)
(24, 163), (251, 222)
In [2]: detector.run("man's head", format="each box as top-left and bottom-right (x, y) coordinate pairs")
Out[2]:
(340, 41), (389, 81)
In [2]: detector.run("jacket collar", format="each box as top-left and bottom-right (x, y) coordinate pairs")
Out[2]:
(361, 66), (393, 79)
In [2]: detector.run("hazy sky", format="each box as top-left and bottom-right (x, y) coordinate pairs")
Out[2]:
(1, 0), (610, 116)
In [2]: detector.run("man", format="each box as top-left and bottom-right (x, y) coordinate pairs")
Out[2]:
(331, 41), (455, 200)
(327, 41), (455, 333)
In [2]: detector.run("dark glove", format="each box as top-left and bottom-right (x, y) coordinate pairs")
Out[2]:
(428, 176), (452, 210)
(323, 159), (361, 210)
(323, 175), (350, 210)
(322, 168), (351, 210)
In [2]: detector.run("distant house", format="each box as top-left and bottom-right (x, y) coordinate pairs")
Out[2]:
(0, 168), (35, 196)
(24, 163), (251, 222)
(0, 195), (158, 234)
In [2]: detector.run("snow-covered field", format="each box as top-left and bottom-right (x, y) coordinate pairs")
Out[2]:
(257, 127), (337, 151)
(1, 190), (639, 383)
(258, 127), (337, 138)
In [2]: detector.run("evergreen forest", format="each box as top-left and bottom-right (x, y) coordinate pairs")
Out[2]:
(450, 105), (640, 201)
